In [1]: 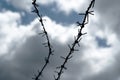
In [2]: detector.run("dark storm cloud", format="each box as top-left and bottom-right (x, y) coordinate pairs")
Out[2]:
(0, 32), (87, 80)
(95, 0), (120, 39)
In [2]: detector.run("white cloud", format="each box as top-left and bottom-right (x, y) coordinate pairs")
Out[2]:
(43, 16), (78, 43)
(0, 10), (78, 58)
(55, 0), (89, 14)
(0, 10), (36, 56)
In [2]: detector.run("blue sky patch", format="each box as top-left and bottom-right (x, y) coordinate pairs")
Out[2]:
(96, 36), (111, 48)
(0, 0), (83, 26)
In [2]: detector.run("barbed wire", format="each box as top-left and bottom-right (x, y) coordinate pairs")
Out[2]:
(54, 0), (95, 80)
(32, 0), (54, 80)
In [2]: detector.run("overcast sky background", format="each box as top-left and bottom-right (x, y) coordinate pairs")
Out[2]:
(0, 0), (120, 80)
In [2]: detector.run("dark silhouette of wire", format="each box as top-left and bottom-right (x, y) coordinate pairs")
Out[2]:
(54, 0), (95, 80)
(32, 0), (54, 80)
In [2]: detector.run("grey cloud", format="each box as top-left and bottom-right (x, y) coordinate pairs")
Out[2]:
(82, 0), (120, 80)
(95, 0), (120, 38)
(0, 29), (90, 80)
(81, 49), (120, 80)
(0, 35), (49, 80)
(83, 60), (120, 80)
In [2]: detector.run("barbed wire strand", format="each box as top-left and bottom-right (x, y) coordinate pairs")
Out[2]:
(32, 0), (54, 80)
(54, 0), (95, 80)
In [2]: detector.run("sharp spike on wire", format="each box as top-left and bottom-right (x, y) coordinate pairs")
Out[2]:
(79, 13), (85, 15)
(60, 56), (66, 60)
(68, 56), (73, 59)
(68, 44), (71, 49)
(76, 21), (82, 26)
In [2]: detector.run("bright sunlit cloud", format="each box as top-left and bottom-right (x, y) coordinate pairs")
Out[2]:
(0, 10), (36, 56)
(43, 16), (78, 43)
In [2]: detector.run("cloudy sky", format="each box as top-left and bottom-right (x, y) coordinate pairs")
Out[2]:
(0, 0), (120, 80)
